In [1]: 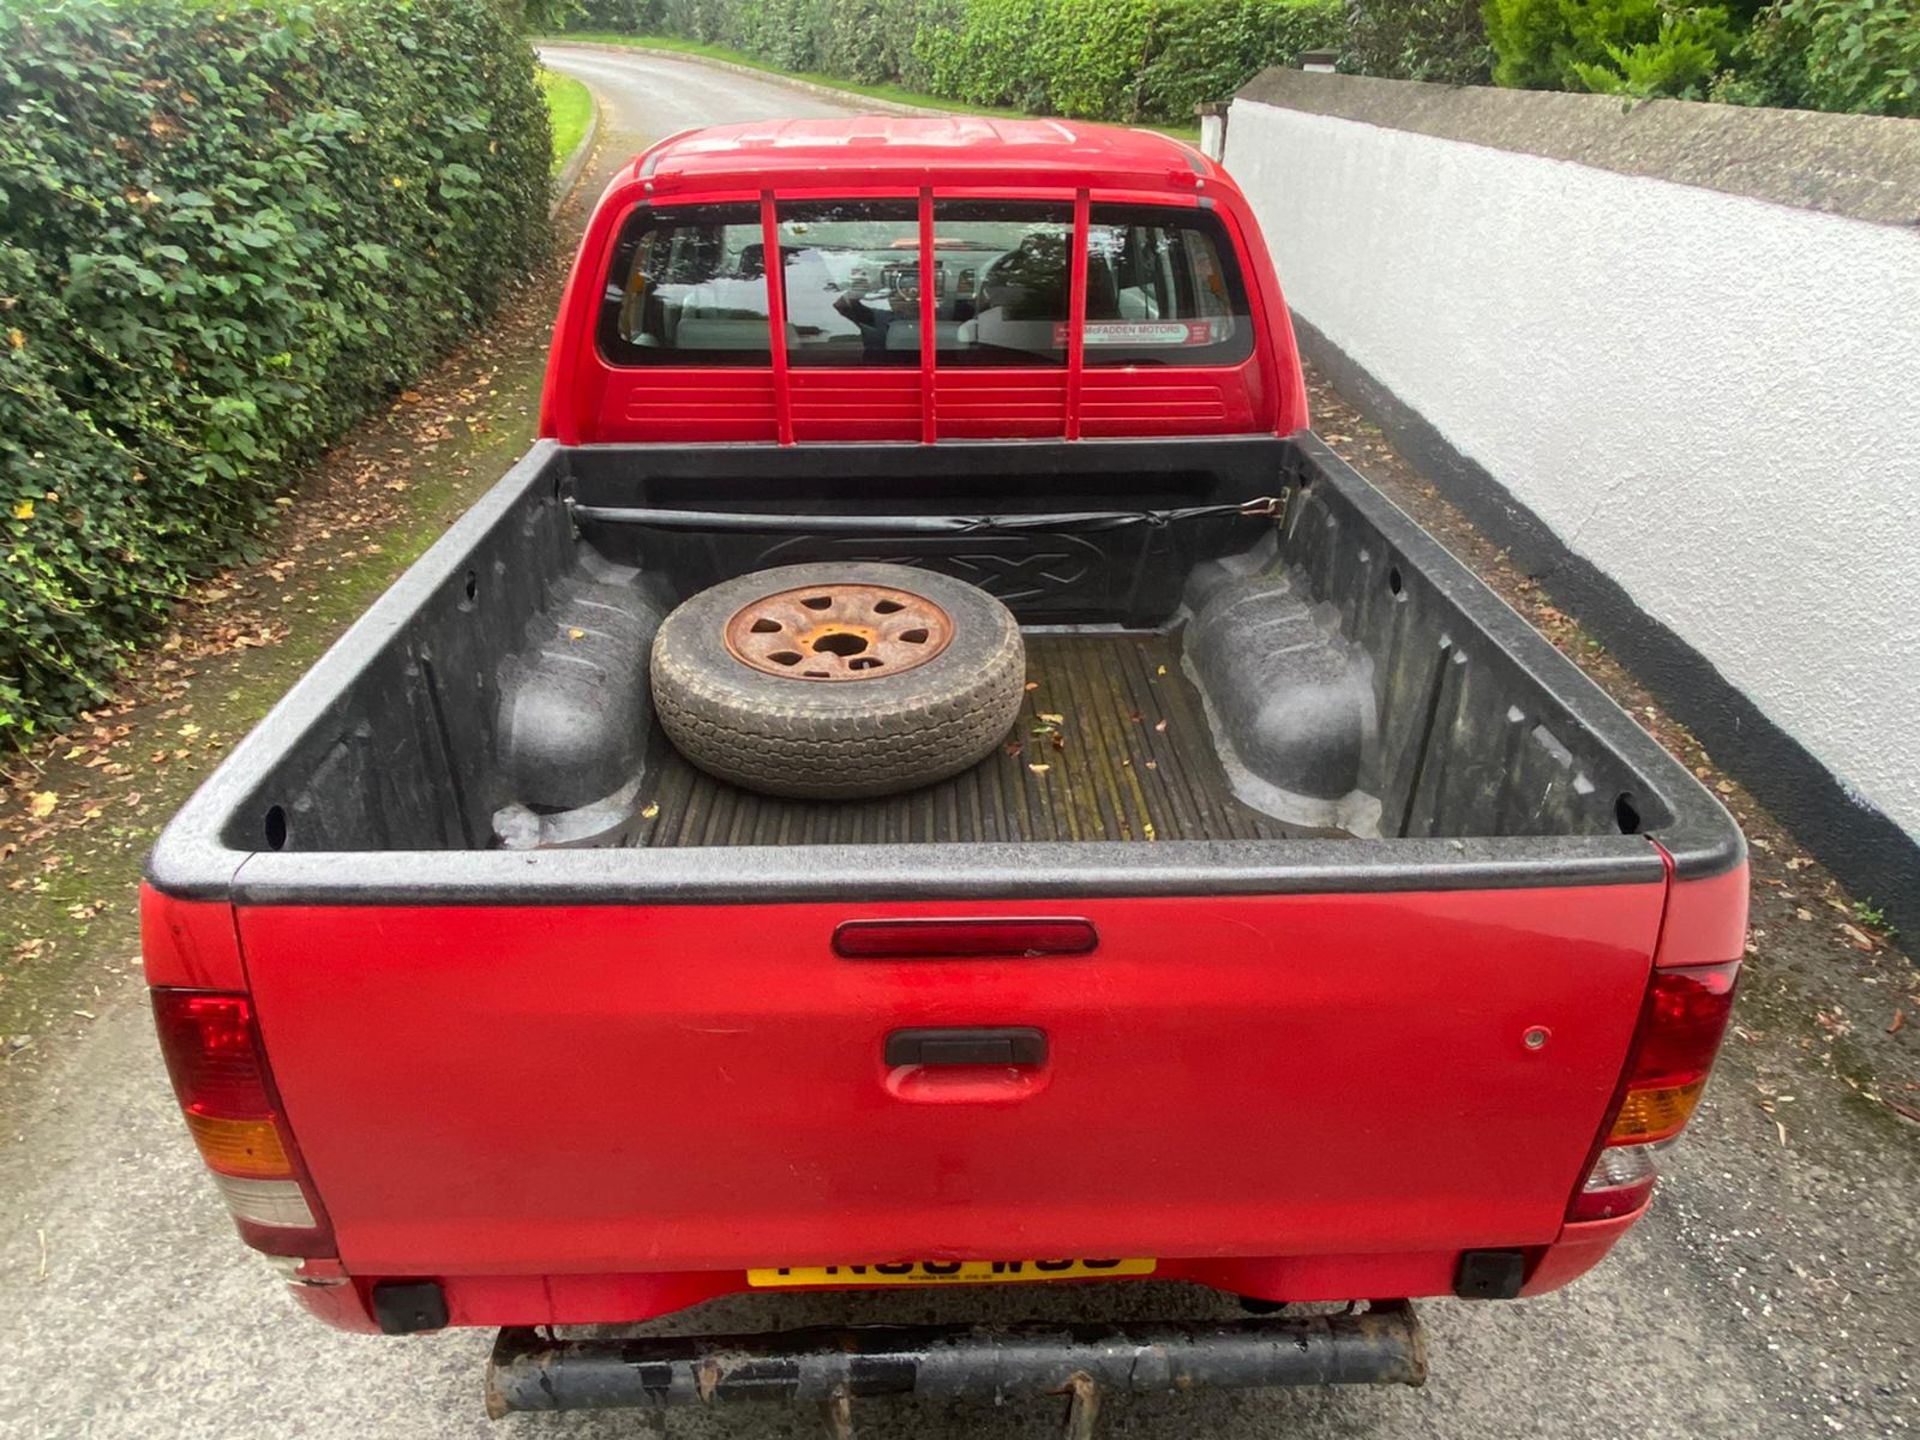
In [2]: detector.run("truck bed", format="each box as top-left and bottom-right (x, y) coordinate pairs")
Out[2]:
(154, 435), (1736, 885)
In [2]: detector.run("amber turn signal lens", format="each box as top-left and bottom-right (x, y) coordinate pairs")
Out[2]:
(1607, 1079), (1706, 1144)
(185, 1111), (294, 1178)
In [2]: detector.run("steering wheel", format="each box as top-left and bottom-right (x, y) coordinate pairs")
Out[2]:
(883, 262), (920, 308)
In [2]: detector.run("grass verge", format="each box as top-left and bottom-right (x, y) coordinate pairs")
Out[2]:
(540, 33), (1201, 142)
(539, 67), (594, 173)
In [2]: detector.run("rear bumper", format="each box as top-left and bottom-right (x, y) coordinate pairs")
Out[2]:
(287, 1211), (1646, 1334)
(483, 1305), (1425, 1417)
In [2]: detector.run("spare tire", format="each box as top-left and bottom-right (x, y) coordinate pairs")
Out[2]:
(650, 562), (1027, 800)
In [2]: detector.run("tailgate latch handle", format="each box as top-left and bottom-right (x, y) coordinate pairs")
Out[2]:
(884, 1027), (1047, 1068)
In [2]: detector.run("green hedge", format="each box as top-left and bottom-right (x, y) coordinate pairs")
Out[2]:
(1485, 0), (1918, 110)
(567, 0), (1341, 121)
(0, 0), (550, 745)
(1484, 0), (1738, 96)
(1341, 0), (1493, 84)
(1721, 0), (1919, 115)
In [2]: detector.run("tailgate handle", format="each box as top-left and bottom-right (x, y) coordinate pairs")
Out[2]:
(885, 1027), (1047, 1068)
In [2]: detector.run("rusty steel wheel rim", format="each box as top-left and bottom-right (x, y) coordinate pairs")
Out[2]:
(724, 581), (956, 681)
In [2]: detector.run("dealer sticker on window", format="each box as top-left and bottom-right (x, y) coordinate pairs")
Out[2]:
(1050, 320), (1221, 347)
(747, 1259), (1156, 1288)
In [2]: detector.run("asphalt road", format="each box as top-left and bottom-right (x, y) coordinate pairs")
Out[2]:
(1, 45), (1913, 1440)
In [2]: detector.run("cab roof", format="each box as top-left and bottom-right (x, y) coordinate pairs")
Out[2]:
(626, 116), (1220, 196)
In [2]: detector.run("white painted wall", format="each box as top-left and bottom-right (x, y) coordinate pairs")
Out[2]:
(1225, 101), (1920, 843)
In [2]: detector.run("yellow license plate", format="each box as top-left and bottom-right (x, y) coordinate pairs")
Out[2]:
(747, 1259), (1155, 1288)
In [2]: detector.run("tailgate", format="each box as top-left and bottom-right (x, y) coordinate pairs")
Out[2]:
(239, 885), (1663, 1274)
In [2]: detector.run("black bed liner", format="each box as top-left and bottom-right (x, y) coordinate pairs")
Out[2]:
(631, 631), (1311, 849)
(145, 436), (1741, 906)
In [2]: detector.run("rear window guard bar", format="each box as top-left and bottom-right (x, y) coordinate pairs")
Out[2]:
(602, 187), (1251, 444)
(768, 188), (1089, 446)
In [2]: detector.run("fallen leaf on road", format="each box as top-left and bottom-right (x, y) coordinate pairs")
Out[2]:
(1889, 1009), (1906, 1035)
(1838, 923), (1877, 952)
(1027, 763), (1050, 775)
(1023, 681), (1038, 691)
(1038, 712), (1064, 725)
(27, 792), (57, 820)
(640, 802), (660, 820)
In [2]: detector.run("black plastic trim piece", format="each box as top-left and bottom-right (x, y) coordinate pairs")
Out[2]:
(884, 1027), (1047, 1067)
(1453, 1250), (1526, 1301)
(209, 838), (1662, 908)
(371, 1279), (448, 1335)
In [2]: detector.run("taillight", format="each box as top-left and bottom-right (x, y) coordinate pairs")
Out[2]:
(152, 989), (335, 1258)
(1568, 1144), (1658, 1222)
(1569, 961), (1740, 1222)
(1608, 963), (1740, 1143)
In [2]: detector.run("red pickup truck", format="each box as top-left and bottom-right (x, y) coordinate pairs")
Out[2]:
(143, 118), (1746, 1426)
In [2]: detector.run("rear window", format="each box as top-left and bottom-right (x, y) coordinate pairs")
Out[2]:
(1083, 205), (1252, 366)
(599, 203), (773, 366)
(598, 201), (1253, 369)
(776, 199), (922, 367)
(934, 201), (1073, 368)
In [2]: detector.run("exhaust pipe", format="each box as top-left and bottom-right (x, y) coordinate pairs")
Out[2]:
(486, 1304), (1424, 1423)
